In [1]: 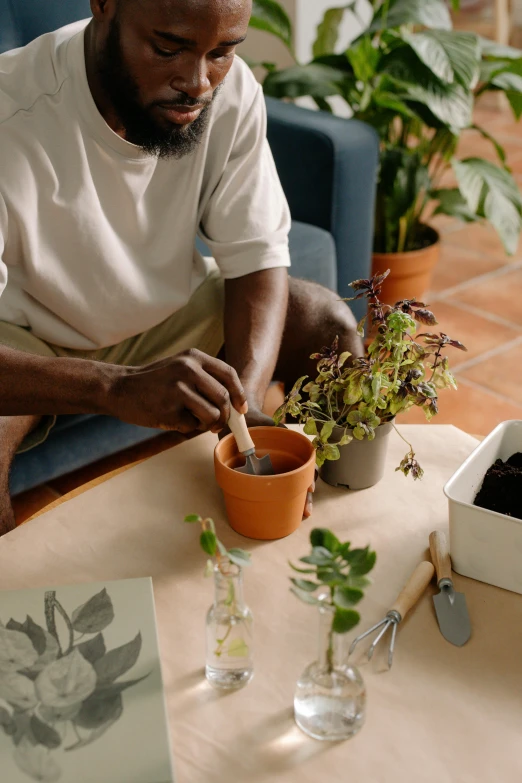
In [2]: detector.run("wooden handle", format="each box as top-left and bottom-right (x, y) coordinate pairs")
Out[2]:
(391, 561), (435, 621)
(228, 407), (255, 454)
(429, 531), (453, 584)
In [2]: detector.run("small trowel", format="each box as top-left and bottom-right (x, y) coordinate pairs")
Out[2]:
(227, 407), (274, 476)
(429, 530), (471, 647)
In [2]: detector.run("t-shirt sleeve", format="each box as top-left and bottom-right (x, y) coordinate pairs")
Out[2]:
(198, 83), (291, 279)
(0, 195), (8, 299)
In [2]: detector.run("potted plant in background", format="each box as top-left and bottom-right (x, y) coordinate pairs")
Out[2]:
(291, 528), (376, 741)
(249, 0), (522, 301)
(274, 271), (467, 489)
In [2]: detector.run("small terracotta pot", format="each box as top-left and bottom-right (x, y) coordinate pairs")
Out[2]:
(214, 427), (316, 540)
(372, 226), (440, 304)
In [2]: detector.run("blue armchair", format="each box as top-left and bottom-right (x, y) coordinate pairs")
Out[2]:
(1, 0), (379, 495)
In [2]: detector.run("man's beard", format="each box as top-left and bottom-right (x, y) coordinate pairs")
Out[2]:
(97, 19), (214, 159)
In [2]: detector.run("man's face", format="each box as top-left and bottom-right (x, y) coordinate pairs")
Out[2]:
(96, 0), (251, 158)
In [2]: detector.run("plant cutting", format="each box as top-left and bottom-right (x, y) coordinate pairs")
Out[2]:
(184, 515), (253, 689)
(274, 271), (467, 489)
(250, 0), (522, 300)
(291, 527), (376, 741)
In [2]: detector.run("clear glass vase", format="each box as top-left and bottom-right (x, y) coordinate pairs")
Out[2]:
(294, 602), (366, 741)
(205, 561), (253, 690)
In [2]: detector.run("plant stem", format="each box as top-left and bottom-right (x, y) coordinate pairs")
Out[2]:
(392, 422), (414, 454)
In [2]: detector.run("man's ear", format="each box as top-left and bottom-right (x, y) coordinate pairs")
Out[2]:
(90, 0), (118, 24)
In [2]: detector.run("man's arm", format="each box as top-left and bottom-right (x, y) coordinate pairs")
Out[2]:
(0, 345), (247, 433)
(223, 267), (289, 422)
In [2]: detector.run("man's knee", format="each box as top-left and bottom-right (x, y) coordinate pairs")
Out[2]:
(0, 415), (42, 466)
(286, 277), (361, 351)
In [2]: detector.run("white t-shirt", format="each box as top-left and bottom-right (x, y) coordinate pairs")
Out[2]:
(0, 21), (291, 350)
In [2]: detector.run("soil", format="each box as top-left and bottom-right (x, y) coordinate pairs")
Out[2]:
(474, 452), (522, 520)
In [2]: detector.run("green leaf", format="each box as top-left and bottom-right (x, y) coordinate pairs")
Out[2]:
(77, 633), (106, 665)
(343, 377), (362, 405)
(303, 418), (318, 437)
(30, 715), (61, 750)
(227, 638), (249, 658)
(339, 430), (353, 446)
(263, 63), (347, 100)
(71, 588), (115, 634)
(348, 548), (377, 576)
(310, 528), (340, 553)
(333, 585), (364, 608)
(403, 31), (479, 88)
(313, 7), (346, 59)
(471, 125), (507, 165)
(347, 575), (372, 589)
(346, 36), (380, 83)
(289, 561), (316, 574)
(453, 158), (522, 254)
(200, 530), (217, 556)
(432, 189), (479, 222)
(478, 36), (522, 60)
(74, 692), (123, 730)
(323, 443), (340, 461)
(227, 548), (252, 568)
(332, 608), (360, 634)
(300, 546), (334, 566)
(290, 587), (322, 606)
(290, 578), (319, 592)
(370, 0), (452, 32)
(320, 420), (335, 442)
(184, 514), (202, 523)
(94, 633), (141, 685)
(250, 0), (293, 50)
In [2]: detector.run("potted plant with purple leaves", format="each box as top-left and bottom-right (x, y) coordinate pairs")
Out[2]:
(274, 271), (467, 489)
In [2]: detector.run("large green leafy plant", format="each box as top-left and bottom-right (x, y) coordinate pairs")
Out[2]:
(274, 271), (466, 476)
(250, 0), (522, 254)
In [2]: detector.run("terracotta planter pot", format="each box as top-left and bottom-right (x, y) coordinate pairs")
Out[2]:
(319, 422), (394, 490)
(372, 226), (440, 305)
(214, 427), (316, 540)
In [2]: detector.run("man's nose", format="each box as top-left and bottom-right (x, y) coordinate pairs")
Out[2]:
(170, 57), (211, 101)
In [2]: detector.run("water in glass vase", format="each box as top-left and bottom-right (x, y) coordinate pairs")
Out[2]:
(294, 603), (366, 741)
(205, 561), (253, 690)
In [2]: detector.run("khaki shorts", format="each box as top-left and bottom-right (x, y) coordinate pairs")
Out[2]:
(1, 264), (224, 453)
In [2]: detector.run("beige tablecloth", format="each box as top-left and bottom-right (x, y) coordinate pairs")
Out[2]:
(1, 425), (521, 783)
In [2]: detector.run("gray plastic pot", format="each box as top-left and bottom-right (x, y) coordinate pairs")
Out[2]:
(319, 422), (394, 490)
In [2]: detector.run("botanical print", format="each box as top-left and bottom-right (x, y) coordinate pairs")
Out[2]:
(0, 586), (149, 782)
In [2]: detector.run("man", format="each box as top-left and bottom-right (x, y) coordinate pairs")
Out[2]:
(0, 0), (361, 535)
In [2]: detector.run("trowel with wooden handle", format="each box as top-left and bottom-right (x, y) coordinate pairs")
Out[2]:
(429, 530), (471, 647)
(227, 407), (274, 476)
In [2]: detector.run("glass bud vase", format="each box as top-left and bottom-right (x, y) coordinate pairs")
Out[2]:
(294, 602), (366, 741)
(205, 560), (253, 690)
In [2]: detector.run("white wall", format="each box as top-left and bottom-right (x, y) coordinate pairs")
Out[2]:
(294, 0), (372, 62)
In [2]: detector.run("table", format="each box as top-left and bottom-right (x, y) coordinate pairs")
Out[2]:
(1, 425), (521, 783)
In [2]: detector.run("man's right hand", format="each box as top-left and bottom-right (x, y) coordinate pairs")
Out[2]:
(108, 348), (247, 435)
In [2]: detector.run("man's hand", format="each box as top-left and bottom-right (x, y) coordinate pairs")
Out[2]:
(109, 349), (247, 434)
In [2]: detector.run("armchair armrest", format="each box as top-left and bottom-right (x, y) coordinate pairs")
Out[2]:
(266, 97), (379, 320)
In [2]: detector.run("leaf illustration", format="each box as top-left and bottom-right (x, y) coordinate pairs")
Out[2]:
(0, 672), (38, 709)
(7, 616), (47, 656)
(71, 589), (114, 634)
(0, 704), (11, 726)
(92, 673), (150, 700)
(65, 717), (118, 752)
(14, 737), (61, 783)
(94, 633), (141, 684)
(0, 626), (39, 673)
(78, 633), (106, 665)
(74, 692), (123, 730)
(36, 649), (96, 708)
(39, 702), (82, 724)
(30, 715), (62, 749)
(29, 633), (60, 674)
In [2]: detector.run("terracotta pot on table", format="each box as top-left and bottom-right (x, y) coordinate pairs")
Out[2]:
(214, 427), (316, 540)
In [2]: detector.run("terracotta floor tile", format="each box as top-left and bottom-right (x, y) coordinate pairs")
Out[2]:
(429, 242), (507, 294)
(460, 340), (522, 405)
(444, 223), (519, 262)
(13, 485), (62, 526)
(450, 267), (522, 326)
(397, 379), (522, 436)
(48, 432), (186, 496)
(457, 130), (506, 163)
(422, 301), (520, 366)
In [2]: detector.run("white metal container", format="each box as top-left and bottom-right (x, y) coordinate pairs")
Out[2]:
(444, 420), (522, 595)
